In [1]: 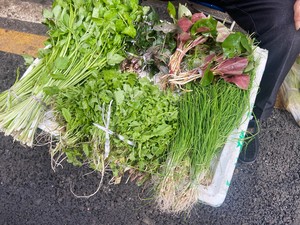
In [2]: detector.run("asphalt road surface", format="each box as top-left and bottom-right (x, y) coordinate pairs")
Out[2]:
(1, 1), (300, 224)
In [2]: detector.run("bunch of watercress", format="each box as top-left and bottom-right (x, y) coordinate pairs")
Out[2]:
(53, 69), (178, 182)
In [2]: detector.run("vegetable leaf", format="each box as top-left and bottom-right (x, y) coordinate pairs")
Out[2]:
(52, 5), (62, 20)
(167, 2), (176, 22)
(50, 72), (66, 80)
(62, 108), (72, 122)
(178, 4), (192, 19)
(190, 17), (217, 37)
(22, 54), (34, 66)
(214, 57), (248, 75)
(43, 9), (53, 19)
(114, 90), (125, 105)
(54, 57), (69, 70)
(200, 66), (214, 86)
(107, 52), (125, 66)
(122, 26), (137, 38)
(222, 74), (250, 90)
(222, 32), (251, 58)
(43, 86), (60, 96)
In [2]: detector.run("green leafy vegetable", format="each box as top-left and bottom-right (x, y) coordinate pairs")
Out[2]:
(0, 0), (144, 146)
(157, 79), (253, 213)
(167, 2), (176, 22)
(200, 66), (214, 86)
(222, 32), (253, 58)
(54, 57), (69, 70)
(107, 53), (125, 66)
(22, 54), (34, 66)
(54, 70), (178, 179)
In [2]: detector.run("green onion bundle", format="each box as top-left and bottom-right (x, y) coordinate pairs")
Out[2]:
(156, 80), (252, 213)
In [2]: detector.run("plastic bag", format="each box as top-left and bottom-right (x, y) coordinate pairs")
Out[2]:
(278, 57), (300, 126)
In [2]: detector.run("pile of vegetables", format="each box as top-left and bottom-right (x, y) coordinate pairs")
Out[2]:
(0, 0), (143, 146)
(53, 70), (178, 184)
(154, 3), (255, 213)
(0, 0), (258, 213)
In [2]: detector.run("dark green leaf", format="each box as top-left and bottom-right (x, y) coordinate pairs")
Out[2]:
(190, 17), (217, 37)
(222, 32), (248, 58)
(240, 34), (252, 53)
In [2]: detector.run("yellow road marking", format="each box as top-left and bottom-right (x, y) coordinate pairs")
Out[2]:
(0, 28), (48, 57)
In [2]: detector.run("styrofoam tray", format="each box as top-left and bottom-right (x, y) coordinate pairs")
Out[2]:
(198, 47), (268, 207)
(22, 46), (268, 207)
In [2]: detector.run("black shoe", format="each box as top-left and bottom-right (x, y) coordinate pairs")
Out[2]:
(238, 119), (259, 164)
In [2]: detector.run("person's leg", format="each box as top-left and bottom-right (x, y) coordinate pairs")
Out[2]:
(197, 0), (300, 162)
(226, 0), (300, 162)
(205, 0), (300, 120)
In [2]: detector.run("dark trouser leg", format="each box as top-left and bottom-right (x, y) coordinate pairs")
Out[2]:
(200, 0), (300, 121)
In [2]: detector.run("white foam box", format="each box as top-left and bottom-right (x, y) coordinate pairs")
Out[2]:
(23, 46), (268, 207)
(198, 47), (268, 207)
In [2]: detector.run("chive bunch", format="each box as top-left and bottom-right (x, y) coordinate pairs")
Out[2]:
(156, 80), (252, 213)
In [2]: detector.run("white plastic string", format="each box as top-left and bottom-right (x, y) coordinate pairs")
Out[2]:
(102, 100), (113, 159)
(93, 101), (135, 159)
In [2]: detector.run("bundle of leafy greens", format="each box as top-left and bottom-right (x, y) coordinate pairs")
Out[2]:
(48, 3), (180, 185)
(163, 2), (254, 90)
(52, 70), (178, 184)
(0, 0), (144, 146)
